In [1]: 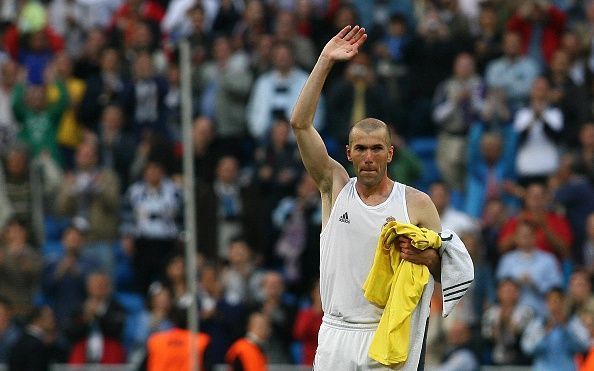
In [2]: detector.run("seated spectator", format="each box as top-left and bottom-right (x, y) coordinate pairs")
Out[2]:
(65, 272), (126, 364)
(472, 3), (503, 74)
(221, 238), (263, 307)
(192, 116), (224, 185)
(162, 255), (188, 304)
(567, 270), (594, 317)
(498, 182), (573, 262)
(485, 31), (540, 111)
(513, 77), (564, 185)
(574, 122), (594, 183)
(496, 221), (563, 316)
(481, 198), (510, 271)
(9, 306), (67, 370)
(0, 219), (42, 316)
(482, 278), (534, 366)
(387, 127), (423, 187)
(56, 140), (120, 273)
(42, 225), (100, 327)
(122, 158), (182, 294)
(434, 320), (479, 371)
(0, 296), (20, 364)
(429, 181), (479, 235)
(225, 311), (270, 371)
(293, 279), (323, 367)
(521, 287), (590, 370)
(251, 271), (295, 364)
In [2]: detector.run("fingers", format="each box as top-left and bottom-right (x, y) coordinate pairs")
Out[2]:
(344, 25), (360, 41)
(350, 27), (366, 45)
(352, 33), (368, 49)
(337, 25), (352, 38)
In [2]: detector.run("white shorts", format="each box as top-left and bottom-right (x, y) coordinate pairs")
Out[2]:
(313, 314), (427, 371)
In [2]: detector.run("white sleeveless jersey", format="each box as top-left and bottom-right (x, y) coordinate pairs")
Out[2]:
(320, 178), (410, 323)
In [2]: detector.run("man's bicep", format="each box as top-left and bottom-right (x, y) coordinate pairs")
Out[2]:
(406, 187), (442, 232)
(294, 126), (347, 189)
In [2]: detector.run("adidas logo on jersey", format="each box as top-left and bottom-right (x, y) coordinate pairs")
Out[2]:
(339, 212), (350, 223)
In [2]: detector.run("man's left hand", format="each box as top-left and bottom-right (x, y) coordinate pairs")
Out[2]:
(398, 236), (441, 280)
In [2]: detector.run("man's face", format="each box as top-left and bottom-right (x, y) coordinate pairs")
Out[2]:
(503, 33), (521, 57)
(346, 128), (393, 188)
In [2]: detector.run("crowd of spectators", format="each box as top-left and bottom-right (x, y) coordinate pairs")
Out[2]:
(1, 0), (594, 369)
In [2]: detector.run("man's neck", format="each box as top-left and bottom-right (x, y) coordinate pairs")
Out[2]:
(355, 177), (394, 203)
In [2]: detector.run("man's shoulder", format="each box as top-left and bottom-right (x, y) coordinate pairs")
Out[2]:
(404, 185), (433, 208)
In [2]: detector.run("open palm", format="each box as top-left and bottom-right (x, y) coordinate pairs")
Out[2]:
(322, 25), (367, 61)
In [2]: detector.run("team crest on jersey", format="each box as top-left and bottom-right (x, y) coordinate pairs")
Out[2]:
(338, 212), (350, 223)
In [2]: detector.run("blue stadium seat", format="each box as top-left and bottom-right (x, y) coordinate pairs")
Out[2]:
(408, 137), (441, 192)
(114, 292), (145, 314)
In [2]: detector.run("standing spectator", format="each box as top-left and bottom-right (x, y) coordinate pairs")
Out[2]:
(11, 68), (68, 165)
(496, 221), (563, 316)
(109, 0), (165, 50)
(574, 122), (594, 183)
(17, 31), (61, 86)
(433, 320), (479, 371)
(521, 287), (590, 371)
(485, 31), (540, 111)
(327, 52), (388, 145)
(72, 29), (107, 80)
(0, 219), (42, 316)
(507, 0), (566, 66)
(498, 182), (573, 261)
(120, 51), (168, 141)
(472, 3), (503, 74)
(273, 10), (316, 71)
(78, 48), (124, 132)
(221, 239), (264, 307)
(247, 41), (324, 143)
(566, 270), (594, 317)
(196, 156), (264, 259)
(42, 225), (99, 327)
(432, 52), (485, 191)
(513, 77), (564, 185)
(481, 198), (511, 271)
(482, 278), (534, 366)
(429, 181), (479, 235)
(0, 297), (20, 364)
(9, 306), (67, 371)
(225, 311), (270, 371)
(56, 140), (120, 273)
(293, 279), (323, 367)
(122, 158), (182, 293)
(192, 116), (224, 185)
(65, 272), (126, 364)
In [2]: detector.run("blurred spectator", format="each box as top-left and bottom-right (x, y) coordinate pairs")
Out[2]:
(472, 3), (503, 74)
(8, 306), (67, 371)
(198, 263), (246, 365)
(498, 182), (573, 261)
(161, 0), (200, 43)
(496, 221), (563, 316)
(0, 219), (42, 316)
(211, 0), (242, 37)
(78, 48), (124, 132)
(72, 28), (107, 80)
(122, 21), (166, 74)
(577, 302), (594, 371)
(293, 279), (323, 367)
(521, 287), (590, 370)
(544, 49), (589, 146)
(433, 320), (479, 371)
(485, 31), (540, 111)
(161, 255), (188, 303)
(120, 51), (168, 140)
(584, 213), (594, 276)
(387, 127), (423, 186)
(432, 52), (485, 191)
(254, 117), (301, 204)
(11, 68), (68, 165)
(464, 124), (517, 218)
(574, 122), (594, 183)
(97, 104), (136, 193)
(163, 63), (181, 140)
(48, 0), (86, 58)
(247, 41), (324, 143)
(482, 278), (534, 366)
(481, 198), (510, 271)
(145, 302), (212, 371)
(232, 0), (270, 53)
(65, 272), (126, 364)
(558, 30), (587, 87)
(273, 10), (316, 71)
(122, 158), (182, 293)
(549, 154), (594, 263)
(513, 77), (564, 185)
(51, 52), (86, 169)
(0, 296), (20, 364)
(109, 0), (165, 50)
(221, 238), (263, 307)
(480, 87), (511, 128)
(507, 0), (566, 66)
(124, 282), (173, 363)
(196, 156), (264, 259)
(251, 271), (294, 364)
(225, 311), (270, 371)
(56, 140), (120, 272)
(2, 145), (62, 244)
(42, 225), (99, 327)
(192, 116), (224, 185)
(273, 173), (321, 289)
(17, 30), (62, 86)
(193, 35), (253, 150)
(0, 59), (19, 153)
(429, 181), (479, 235)
(567, 269), (594, 317)
(250, 33), (274, 77)
(327, 51), (388, 145)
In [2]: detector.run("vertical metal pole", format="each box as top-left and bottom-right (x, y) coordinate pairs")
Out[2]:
(180, 39), (199, 371)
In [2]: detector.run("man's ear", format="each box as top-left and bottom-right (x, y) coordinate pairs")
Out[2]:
(346, 145), (352, 161)
(388, 145), (394, 163)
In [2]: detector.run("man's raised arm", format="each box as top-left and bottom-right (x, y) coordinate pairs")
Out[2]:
(290, 25), (367, 192)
